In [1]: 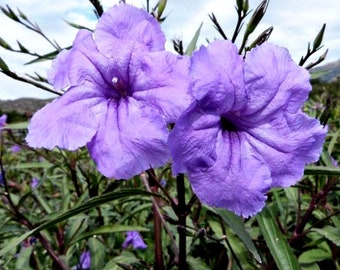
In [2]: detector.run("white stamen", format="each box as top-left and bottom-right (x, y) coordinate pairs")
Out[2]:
(112, 77), (119, 84)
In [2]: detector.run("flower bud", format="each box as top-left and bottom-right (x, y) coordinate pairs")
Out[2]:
(157, 0), (167, 19)
(0, 56), (9, 72)
(313, 23), (326, 51)
(243, 0), (249, 13)
(0, 37), (12, 50)
(236, 0), (243, 10)
(245, 0), (268, 35)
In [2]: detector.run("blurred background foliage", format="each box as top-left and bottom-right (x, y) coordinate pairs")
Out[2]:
(0, 0), (339, 269)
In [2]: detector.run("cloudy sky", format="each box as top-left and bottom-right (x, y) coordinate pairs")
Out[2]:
(0, 0), (339, 100)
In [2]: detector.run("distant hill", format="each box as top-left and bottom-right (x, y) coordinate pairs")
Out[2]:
(0, 98), (52, 117)
(310, 59), (340, 82)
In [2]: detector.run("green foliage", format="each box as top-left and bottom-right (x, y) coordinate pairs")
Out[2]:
(0, 0), (339, 269)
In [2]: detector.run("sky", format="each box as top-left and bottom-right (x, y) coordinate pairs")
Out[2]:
(0, 0), (339, 100)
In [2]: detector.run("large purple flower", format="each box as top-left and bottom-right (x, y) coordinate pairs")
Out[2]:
(168, 40), (327, 217)
(26, 5), (191, 179)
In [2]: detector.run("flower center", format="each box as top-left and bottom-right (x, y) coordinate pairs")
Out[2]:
(220, 116), (238, 132)
(112, 76), (129, 98)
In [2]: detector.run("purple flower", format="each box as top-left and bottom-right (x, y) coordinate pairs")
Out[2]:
(11, 145), (21, 153)
(75, 251), (91, 270)
(122, 231), (147, 250)
(31, 178), (39, 189)
(26, 4), (191, 179)
(0, 114), (7, 128)
(168, 40), (327, 217)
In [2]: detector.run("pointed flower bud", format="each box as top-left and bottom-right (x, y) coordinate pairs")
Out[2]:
(313, 23), (326, 51)
(245, 0), (268, 35)
(0, 57), (10, 72)
(243, 0), (249, 13)
(0, 37), (12, 50)
(236, 0), (244, 10)
(157, 0), (167, 19)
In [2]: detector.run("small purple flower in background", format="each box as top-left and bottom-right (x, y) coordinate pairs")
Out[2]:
(0, 172), (4, 186)
(0, 114), (7, 128)
(169, 40), (327, 217)
(330, 156), (338, 167)
(11, 144), (21, 153)
(26, 4), (191, 180)
(31, 178), (39, 189)
(122, 231), (147, 250)
(74, 251), (91, 270)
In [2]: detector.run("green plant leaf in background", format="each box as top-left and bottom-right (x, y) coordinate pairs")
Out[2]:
(0, 189), (158, 256)
(213, 207), (262, 263)
(257, 206), (300, 270)
(89, 237), (106, 270)
(304, 165), (340, 176)
(311, 226), (340, 247)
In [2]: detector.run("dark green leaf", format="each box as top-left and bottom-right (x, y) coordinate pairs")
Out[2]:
(257, 207), (299, 270)
(304, 165), (340, 175)
(214, 207), (262, 263)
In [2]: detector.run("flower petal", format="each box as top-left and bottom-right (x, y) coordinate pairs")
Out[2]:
(190, 40), (245, 113)
(189, 131), (272, 218)
(48, 30), (116, 97)
(132, 52), (192, 123)
(95, 4), (165, 57)
(168, 103), (220, 174)
(26, 87), (107, 150)
(87, 98), (169, 179)
(246, 112), (327, 186)
(242, 43), (311, 122)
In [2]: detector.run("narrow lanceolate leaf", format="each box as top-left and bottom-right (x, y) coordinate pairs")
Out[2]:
(304, 165), (340, 176)
(185, 22), (203, 56)
(0, 189), (157, 256)
(212, 207), (261, 263)
(257, 207), (299, 270)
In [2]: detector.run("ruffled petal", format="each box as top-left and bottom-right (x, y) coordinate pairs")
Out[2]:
(95, 4), (165, 57)
(47, 49), (71, 90)
(168, 103), (220, 174)
(242, 42), (311, 123)
(246, 112), (327, 187)
(189, 131), (272, 218)
(87, 98), (169, 179)
(48, 30), (117, 98)
(26, 87), (107, 150)
(190, 40), (246, 113)
(132, 52), (192, 123)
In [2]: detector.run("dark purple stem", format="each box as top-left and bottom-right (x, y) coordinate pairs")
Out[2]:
(176, 173), (187, 269)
